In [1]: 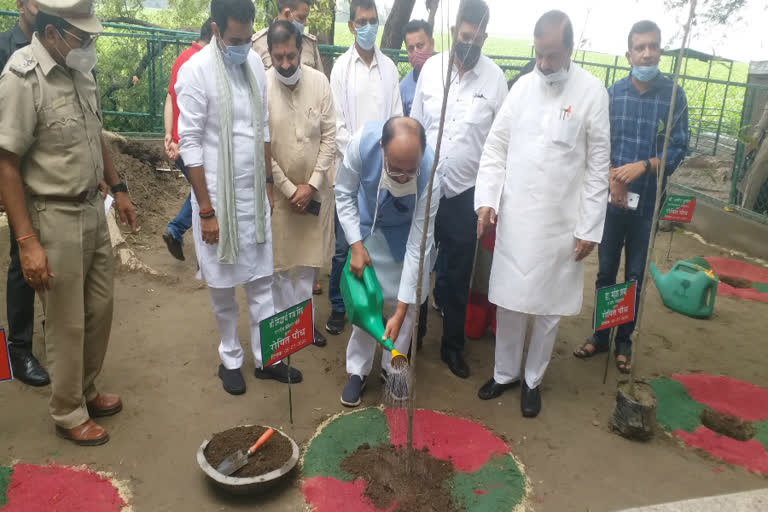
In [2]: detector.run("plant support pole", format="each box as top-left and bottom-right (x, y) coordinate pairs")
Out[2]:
(628, 0), (697, 396)
(407, 0), (467, 452)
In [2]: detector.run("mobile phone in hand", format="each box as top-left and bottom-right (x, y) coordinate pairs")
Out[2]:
(305, 200), (321, 216)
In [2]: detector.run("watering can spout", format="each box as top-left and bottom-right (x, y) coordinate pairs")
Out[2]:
(649, 262), (662, 287)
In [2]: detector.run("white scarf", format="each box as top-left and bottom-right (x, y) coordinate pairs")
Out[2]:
(211, 39), (267, 264)
(341, 45), (397, 135)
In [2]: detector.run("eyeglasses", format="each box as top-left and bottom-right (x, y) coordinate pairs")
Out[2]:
(61, 28), (99, 49)
(353, 18), (378, 28)
(385, 160), (420, 179)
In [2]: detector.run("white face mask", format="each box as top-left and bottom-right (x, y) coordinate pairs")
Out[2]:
(379, 163), (418, 198)
(66, 45), (97, 74)
(276, 65), (301, 86)
(535, 64), (569, 86)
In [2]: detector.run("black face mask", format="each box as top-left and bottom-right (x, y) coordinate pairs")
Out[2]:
(454, 42), (481, 70)
(277, 64), (299, 78)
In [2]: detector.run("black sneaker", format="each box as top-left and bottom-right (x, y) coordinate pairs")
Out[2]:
(325, 311), (346, 335)
(313, 327), (327, 347)
(218, 365), (245, 395)
(340, 375), (367, 407)
(162, 230), (185, 261)
(254, 362), (303, 384)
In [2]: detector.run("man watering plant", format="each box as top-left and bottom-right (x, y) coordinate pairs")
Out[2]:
(336, 117), (439, 407)
(573, 20), (688, 374)
(475, 10), (610, 418)
(176, 0), (302, 395)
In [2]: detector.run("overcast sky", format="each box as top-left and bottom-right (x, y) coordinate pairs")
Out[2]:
(393, 0), (768, 63)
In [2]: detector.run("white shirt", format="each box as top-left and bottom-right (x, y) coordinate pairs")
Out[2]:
(411, 52), (508, 198)
(475, 64), (610, 316)
(176, 45), (274, 289)
(330, 46), (403, 166)
(335, 130), (440, 305)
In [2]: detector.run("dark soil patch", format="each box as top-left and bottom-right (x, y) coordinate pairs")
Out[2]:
(107, 136), (186, 246)
(204, 426), (293, 478)
(340, 443), (462, 512)
(701, 408), (756, 441)
(719, 275), (752, 289)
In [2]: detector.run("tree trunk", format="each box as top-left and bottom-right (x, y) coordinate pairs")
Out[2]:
(380, 0), (416, 49)
(426, 0), (439, 29)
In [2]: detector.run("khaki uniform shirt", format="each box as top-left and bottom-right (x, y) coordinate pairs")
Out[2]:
(0, 35), (103, 197)
(267, 65), (335, 271)
(252, 28), (325, 74)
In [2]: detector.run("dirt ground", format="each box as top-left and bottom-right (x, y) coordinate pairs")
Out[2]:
(1, 143), (768, 511)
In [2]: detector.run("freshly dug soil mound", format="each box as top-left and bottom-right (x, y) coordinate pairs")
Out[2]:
(204, 426), (293, 478)
(340, 443), (462, 512)
(719, 275), (751, 289)
(701, 408), (756, 441)
(107, 136), (186, 245)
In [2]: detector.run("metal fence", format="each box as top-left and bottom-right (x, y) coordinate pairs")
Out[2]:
(1, 12), (767, 219)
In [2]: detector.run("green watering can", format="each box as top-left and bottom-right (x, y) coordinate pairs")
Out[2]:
(340, 249), (408, 366)
(649, 260), (717, 319)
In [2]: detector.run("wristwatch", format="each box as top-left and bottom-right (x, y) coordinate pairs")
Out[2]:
(111, 181), (128, 194)
(643, 159), (652, 173)
(265, 176), (274, 184)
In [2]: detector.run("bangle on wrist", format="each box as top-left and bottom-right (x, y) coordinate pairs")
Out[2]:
(16, 233), (36, 243)
(199, 208), (215, 219)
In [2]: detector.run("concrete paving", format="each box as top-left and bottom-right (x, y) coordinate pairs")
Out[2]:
(619, 488), (768, 511)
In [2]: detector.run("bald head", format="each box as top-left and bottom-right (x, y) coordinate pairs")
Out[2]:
(381, 117), (426, 183)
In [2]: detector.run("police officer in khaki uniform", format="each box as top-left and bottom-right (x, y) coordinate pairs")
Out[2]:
(0, 0), (137, 446)
(252, 0), (324, 73)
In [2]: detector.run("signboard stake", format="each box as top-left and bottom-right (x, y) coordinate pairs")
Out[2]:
(602, 328), (617, 384)
(287, 355), (293, 425)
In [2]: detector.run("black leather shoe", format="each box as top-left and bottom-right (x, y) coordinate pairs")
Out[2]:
(254, 362), (303, 384)
(10, 350), (50, 387)
(162, 230), (185, 261)
(478, 378), (520, 400)
(313, 327), (327, 347)
(521, 381), (541, 418)
(441, 349), (469, 379)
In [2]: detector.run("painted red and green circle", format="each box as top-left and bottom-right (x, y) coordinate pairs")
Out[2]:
(650, 374), (768, 473)
(301, 408), (527, 511)
(0, 464), (125, 511)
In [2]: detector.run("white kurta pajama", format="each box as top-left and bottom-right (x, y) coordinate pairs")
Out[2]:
(336, 133), (440, 377)
(176, 45), (275, 370)
(475, 64), (610, 388)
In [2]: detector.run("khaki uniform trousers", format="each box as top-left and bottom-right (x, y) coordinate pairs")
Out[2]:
(28, 193), (113, 429)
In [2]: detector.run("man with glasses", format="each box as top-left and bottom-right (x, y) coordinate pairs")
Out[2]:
(0, 0), (52, 387)
(410, 0), (507, 380)
(176, 0), (303, 395)
(0, 0), (137, 444)
(335, 117), (439, 407)
(327, 0), (403, 337)
(252, 0), (324, 73)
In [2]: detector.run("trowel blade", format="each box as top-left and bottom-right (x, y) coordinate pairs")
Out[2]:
(216, 449), (248, 476)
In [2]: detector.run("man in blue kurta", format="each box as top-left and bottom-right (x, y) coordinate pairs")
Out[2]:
(335, 117), (440, 407)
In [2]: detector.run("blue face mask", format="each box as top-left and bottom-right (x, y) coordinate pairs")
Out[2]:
(222, 42), (251, 66)
(355, 23), (378, 51)
(631, 65), (659, 83)
(292, 20), (305, 34)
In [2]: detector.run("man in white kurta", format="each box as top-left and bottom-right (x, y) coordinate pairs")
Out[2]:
(176, 0), (302, 395)
(336, 118), (439, 407)
(326, 0), (403, 336)
(266, 21), (335, 347)
(475, 10), (610, 417)
(410, 0), (508, 379)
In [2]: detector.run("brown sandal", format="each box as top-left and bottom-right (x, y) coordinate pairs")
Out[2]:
(573, 340), (608, 359)
(615, 355), (632, 374)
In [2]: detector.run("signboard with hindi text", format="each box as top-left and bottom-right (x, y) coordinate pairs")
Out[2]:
(661, 195), (696, 223)
(593, 282), (637, 332)
(1, 329), (11, 382)
(260, 300), (314, 368)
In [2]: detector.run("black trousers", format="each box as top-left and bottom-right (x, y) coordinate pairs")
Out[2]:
(434, 187), (477, 353)
(7, 227), (35, 353)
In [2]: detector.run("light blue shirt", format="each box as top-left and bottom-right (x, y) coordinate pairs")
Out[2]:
(400, 69), (418, 117)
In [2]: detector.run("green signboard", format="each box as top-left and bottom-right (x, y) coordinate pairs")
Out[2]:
(260, 299), (314, 367)
(593, 281), (637, 332)
(661, 195), (696, 222)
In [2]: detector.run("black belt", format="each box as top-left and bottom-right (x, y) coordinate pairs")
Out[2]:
(32, 189), (97, 203)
